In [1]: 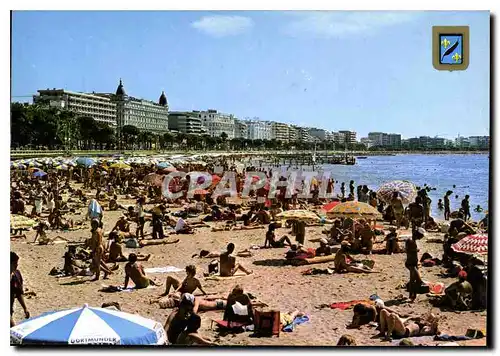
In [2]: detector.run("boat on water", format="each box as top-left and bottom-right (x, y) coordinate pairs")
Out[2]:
(357, 156), (368, 159)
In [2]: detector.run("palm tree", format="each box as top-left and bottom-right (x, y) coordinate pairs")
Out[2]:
(122, 125), (139, 150)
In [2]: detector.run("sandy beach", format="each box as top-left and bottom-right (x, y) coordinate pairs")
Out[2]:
(11, 193), (487, 346)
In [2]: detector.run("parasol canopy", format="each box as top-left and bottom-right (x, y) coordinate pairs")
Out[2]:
(76, 157), (96, 168)
(377, 180), (417, 205)
(110, 162), (131, 170)
(161, 166), (177, 173)
(11, 214), (38, 230)
(321, 201), (341, 212)
(451, 233), (488, 255)
(326, 201), (382, 220)
(143, 173), (164, 187)
(10, 304), (166, 345)
(33, 170), (47, 178)
(276, 209), (321, 222)
(157, 162), (172, 169)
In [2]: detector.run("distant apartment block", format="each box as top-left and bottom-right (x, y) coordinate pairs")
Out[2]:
(234, 119), (249, 139)
(168, 111), (204, 135)
(34, 88), (117, 127)
(337, 130), (357, 145)
(245, 118), (273, 141)
(367, 132), (401, 148)
(468, 136), (489, 149)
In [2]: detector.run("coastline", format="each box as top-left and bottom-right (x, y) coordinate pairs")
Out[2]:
(10, 149), (489, 160)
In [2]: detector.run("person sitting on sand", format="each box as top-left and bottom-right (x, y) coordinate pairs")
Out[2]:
(161, 265), (207, 299)
(108, 195), (119, 211)
(448, 214), (476, 236)
(328, 220), (349, 243)
(334, 241), (376, 274)
(63, 245), (86, 276)
(111, 215), (131, 234)
(175, 313), (214, 345)
(124, 253), (159, 289)
(164, 293), (197, 345)
(174, 217), (194, 234)
(224, 285), (254, 325)
(315, 238), (333, 256)
(220, 243), (253, 277)
(106, 232), (151, 263)
(441, 270), (473, 310)
(359, 220), (375, 255)
(424, 216), (439, 232)
(264, 223), (292, 248)
(377, 310), (439, 341)
(385, 226), (401, 255)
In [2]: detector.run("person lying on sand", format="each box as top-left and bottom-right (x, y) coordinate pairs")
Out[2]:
(334, 242), (376, 273)
(174, 217), (194, 235)
(124, 253), (160, 289)
(161, 265), (207, 298)
(192, 249), (253, 259)
(264, 223), (292, 248)
(377, 310), (439, 341)
(220, 243), (253, 277)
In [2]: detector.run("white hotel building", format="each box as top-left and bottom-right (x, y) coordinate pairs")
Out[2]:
(245, 118), (273, 141)
(195, 109), (236, 139)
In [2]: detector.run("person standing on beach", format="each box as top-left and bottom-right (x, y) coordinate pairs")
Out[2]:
(444, 191), (452, 221)
(461, 195), (471, 221)
(340, 182), (346, 199)
(135, 196), (146, 239)
(408, 197), (424, 231)
(390, 192), (404, 230)
(405, 228), (425, 302)
(349, 180), (355, 197)
(11, 252), (30, 327)
(90, 218), (111, 281)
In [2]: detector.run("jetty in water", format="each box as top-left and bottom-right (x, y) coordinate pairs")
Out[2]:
(265, 151), (356, 166)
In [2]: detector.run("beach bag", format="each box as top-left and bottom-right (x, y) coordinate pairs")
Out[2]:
(254, 309), (280, 337)
(125, 238), (139, 248)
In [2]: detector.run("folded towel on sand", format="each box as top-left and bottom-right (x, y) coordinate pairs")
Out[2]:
(330, 299), (373, 310)
(144, 266), (183, 274)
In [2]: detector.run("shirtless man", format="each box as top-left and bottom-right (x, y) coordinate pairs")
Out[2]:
(90, 219), (112, 281)
(111, 215), (131, 234)
(106, 232), (151, 263)
(390, 192), (404, 229)
(124, 253), (158, 289)
(220, 243), (253, 277)
(161, 265), (207, 298)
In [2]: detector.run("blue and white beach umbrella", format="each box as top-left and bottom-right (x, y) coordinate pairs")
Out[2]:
(10, 304), (166, 345)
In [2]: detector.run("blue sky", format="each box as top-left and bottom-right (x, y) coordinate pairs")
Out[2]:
(11, 11), (490, 139)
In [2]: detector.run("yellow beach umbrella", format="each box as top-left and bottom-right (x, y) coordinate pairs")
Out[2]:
(110, 162), (131, 170)
(326, 201), (382, 220)
(276, 209), (321, 222)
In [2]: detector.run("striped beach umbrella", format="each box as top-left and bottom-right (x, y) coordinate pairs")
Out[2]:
(377, 180), (417, 205)
(452, 233), (488, 255)
(10, 304), (166, 345)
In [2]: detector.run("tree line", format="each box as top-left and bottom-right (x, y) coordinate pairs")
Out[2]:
(10, 103), (487, 152)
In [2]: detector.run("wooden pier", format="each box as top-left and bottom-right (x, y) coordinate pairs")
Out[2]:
(265, 152), (356, 167)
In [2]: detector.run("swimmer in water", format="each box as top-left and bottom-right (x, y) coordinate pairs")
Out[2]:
(474, 205), (483, 213)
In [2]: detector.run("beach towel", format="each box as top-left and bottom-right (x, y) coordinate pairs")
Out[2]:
(282, 315), (310, 332)
(144, 266), (183, 274)
(99, 284), (157, 293)
(330, 300), (373, 310)
(210, 319), (250, 331)
(434, 334), (471, 342)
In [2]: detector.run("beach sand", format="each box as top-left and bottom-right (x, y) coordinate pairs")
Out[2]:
(11, 200), (487, 346)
